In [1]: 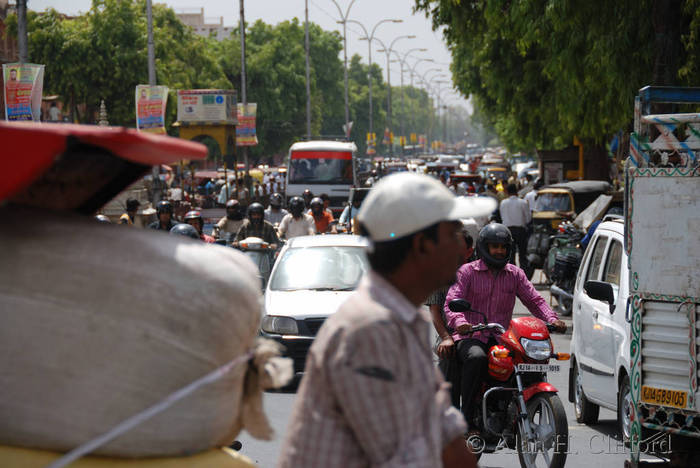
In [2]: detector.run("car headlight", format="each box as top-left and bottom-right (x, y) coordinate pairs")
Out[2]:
(261, 316), (299, 335)
(520, 338), (552, 361)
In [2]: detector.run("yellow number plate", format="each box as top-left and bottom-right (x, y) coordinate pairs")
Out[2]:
(641, 386), (688, 409)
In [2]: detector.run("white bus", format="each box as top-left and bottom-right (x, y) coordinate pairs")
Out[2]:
(285, 141), (358, 217)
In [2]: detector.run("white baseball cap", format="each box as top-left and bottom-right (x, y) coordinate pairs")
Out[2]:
(357, 172), (497, 242)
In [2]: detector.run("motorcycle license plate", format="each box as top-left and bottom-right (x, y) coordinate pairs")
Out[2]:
(517, 363), (560, 373)
(641, 386), (688, 409)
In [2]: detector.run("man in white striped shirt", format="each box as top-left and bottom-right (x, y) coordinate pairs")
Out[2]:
(499, 183), (532, 268)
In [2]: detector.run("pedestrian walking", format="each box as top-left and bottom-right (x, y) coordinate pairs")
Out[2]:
(499, 183), (531, 268)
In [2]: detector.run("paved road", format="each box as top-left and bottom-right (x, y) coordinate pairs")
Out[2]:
(237, 284), (639, 467)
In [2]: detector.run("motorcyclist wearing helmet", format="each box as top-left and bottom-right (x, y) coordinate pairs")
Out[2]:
(308, 197), (336, 234)
(302, 189), (314, 209)
(234, 202), (279, 248)
(264, 193), (289, 226)
(278, 196), (315, 239)
(148, 200), (178, 231)
(213, 199), (246, 241)
(443, 223), (565, 430)
(169, 223), (200, 239)
(184, 210), (215, 243)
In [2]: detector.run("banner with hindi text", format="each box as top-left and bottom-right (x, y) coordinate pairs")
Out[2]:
(3, 63), (44, 121)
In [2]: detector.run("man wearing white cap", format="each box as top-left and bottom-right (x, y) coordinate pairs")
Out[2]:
(278, 173), (495, 468)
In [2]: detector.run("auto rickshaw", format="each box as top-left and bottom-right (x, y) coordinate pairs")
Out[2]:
(526, 180), (611, 280)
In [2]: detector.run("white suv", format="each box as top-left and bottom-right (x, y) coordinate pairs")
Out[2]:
(568, 217), (632, 440)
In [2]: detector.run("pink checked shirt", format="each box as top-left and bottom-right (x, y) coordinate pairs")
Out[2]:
(444, 259), (558, 343)
(278, 271), (466, 468)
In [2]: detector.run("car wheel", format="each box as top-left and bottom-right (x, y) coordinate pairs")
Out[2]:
(573, 363), (599, 424)
(618, 376), (632, 442)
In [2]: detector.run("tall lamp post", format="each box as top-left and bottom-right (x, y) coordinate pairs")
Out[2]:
(374, 34), (414, 152)
(239, 0), (250, 181)
(406, 57), (434, 88)
(383, 47), (427, 147)
(330, 0), (358, 137)
(347, 18), (402, 141)
(304, 0), (311, 139)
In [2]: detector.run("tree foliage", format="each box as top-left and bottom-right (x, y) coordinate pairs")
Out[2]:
(415, 0), (700, 151)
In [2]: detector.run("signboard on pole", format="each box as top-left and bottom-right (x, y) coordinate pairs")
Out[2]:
(176, 89), (237, 123)
(236, 103), (258, 146)
(135, 85), (168, 134)
(3, 63), (44, 121)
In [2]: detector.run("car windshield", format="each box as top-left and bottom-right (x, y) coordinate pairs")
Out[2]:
(288, 157), (353, 184)
(270, 246), (369, 291)
(535, 192), (572, 212)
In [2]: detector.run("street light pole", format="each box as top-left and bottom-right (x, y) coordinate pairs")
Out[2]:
(17, 0), (27, 63)
(146, 0), (156, 86)
(240, 0), (249, 180)
(330, 0), (358, 138)
(305, 0), (311, 139)
(349, 18), (402, 142)
(406, 57), (434, 88)
(374, 34), (414, 154)
(389, 47), (427, 149)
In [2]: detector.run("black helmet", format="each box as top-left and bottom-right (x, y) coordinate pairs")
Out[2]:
(184, 210), (203, 230)
(156, 200), (173, 215)
(310, 197), (323, 214)
(302, 189), (313, 199)
(226, 199), (240, 210)
(248, 202), (264, 217)
(184, 210), (203, 223)
(169, 223), (199, 239)
(289, 196), (305, 217)
(269, 192), (283, 208)
(476, 223), (513, 269)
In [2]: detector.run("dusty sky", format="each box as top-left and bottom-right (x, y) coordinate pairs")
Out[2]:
(28, 0), (466, 105)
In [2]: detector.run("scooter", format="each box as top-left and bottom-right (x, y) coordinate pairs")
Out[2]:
(448, 299), (570, 468)
(547, 221), (584, 316)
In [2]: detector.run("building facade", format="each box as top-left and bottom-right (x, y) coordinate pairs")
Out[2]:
(175, 8), (233, 41)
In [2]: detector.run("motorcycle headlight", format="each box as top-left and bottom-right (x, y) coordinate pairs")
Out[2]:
(520, 338), (551, 361)
(261, 316), (299, 335)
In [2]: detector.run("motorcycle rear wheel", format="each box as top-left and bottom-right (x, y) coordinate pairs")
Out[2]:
(516, 393), (568, 468)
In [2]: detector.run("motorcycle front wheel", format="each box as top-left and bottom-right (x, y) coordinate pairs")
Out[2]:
(516, 393), (568, 468)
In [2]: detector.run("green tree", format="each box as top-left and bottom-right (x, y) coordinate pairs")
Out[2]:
(215, 19), (345, 162)
(415, 0), (700, 154)
(14, 0), (226, 126)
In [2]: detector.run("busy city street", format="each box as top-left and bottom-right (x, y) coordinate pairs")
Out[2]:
(237, 287), (636, 468)
(2, 1), (700, 467)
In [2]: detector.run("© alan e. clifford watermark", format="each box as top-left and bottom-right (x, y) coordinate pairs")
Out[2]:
(465, 431), (672, 456)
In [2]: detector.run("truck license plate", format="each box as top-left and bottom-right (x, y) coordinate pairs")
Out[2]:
(517, 364), (560, 373)
(641, 386), (688, 409)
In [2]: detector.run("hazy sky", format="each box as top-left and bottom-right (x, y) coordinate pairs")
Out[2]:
(28, 0), (465, 105)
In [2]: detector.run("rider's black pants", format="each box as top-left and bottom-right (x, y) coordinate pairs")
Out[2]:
(456, 337), (497, 429)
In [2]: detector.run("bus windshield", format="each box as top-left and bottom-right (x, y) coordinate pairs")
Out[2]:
(288, 153), (353, 185)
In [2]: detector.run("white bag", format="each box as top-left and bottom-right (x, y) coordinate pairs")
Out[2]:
(0, 206), (263, 457)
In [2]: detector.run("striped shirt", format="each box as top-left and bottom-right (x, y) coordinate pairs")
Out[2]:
(278, 271), (466, 468)
(444, 259), (558, 343)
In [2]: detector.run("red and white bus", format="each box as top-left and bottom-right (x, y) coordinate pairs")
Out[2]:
(285, 141), (357, 217)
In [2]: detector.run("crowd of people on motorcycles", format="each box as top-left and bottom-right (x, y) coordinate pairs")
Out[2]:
(110, 186), (349, 251)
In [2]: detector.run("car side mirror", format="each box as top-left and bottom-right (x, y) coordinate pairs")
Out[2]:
(584, 280), (615, 314)
(448, 299), (471, 313)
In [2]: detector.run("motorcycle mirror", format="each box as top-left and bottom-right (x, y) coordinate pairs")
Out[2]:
(448, 299), (471, 312)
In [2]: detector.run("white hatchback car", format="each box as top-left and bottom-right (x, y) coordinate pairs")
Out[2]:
(568, 217), (632, 439)
(261, 234), (370, 376)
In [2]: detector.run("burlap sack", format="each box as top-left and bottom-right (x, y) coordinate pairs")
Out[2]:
(0, 206), (264, 457)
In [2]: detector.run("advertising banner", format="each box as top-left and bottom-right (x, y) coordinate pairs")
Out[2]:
(177, 89), (237, 123)
(236, 103), (258, 146)
(135, 85), (168, 134)
(3, 63), (44, 121)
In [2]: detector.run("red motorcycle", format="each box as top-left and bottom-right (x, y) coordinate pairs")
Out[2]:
(448, 299), (570, 468)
